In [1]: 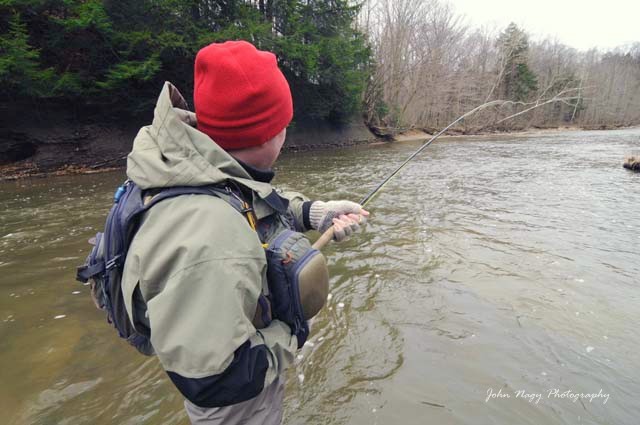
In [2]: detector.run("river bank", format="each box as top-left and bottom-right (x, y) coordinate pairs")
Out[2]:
(2, 122), (636, 181)
(0, 116), (376, 181)
(392, 125), (639, 143)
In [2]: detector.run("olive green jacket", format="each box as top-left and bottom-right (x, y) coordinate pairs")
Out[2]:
(121, 82), (307, 402)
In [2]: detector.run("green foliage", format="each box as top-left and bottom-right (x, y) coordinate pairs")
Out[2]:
(0, 0), (371, 123)
(53, 0), (112, 32)
(268, 0), (371, 123)
(497, 23), (538, 101)
(0, 13), (53, 97)
(51, 72), (83, 96)
(512, 63), (538, 101)
(96, 56), (161, 88)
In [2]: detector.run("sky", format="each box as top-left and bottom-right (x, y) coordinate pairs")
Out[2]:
(448, 0), (640, 51)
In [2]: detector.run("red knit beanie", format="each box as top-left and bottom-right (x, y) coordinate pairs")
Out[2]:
(194, 41), (293, 150)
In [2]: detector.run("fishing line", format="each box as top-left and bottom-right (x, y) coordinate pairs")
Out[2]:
(359, 100), (504, 208)
(313, 100), (508, 249)
(359, 87), (585, 207)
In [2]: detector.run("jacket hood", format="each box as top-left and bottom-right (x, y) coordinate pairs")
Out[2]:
(127, 82), (274, 198)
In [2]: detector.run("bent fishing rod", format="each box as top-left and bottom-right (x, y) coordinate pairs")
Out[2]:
(311, 100), (506, 250)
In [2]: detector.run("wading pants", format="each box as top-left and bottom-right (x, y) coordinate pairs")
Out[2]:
(183, 378), (285, 425)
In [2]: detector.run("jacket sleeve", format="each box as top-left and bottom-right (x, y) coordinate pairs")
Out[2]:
(125, 195), (297, 408)
(277, 189), (315, 232)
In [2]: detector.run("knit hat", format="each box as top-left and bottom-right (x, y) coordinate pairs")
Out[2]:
(194, 41), (293, 150)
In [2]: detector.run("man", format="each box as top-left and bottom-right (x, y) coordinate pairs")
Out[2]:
(121, 41), (369, 424)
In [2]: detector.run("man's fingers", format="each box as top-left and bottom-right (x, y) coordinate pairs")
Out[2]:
(344, 213), (368, 227)
(332, 218), (347, 241)
(332, 217), (346, 230)
(336, 217), (354, 233)
(337, 215), (359, 232)
(351, 209), (369, 223)
(346, 215), (361, 231)
(333, 217), (356, 239)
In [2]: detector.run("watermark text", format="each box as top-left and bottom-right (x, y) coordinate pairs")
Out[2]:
(485, 388), (609, 405)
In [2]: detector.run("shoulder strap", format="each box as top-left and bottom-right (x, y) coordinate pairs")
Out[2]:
(145, 183), (262, 234)
(143, 185), (244, 214)
(97, 182), (255, 275)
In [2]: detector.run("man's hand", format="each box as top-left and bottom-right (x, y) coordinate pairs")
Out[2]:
(309, 200), (370, 242)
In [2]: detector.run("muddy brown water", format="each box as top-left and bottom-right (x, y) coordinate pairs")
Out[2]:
(1, 129), (639, 425)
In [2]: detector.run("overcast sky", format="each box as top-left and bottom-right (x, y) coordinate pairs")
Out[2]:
(447, 0), (640, 51)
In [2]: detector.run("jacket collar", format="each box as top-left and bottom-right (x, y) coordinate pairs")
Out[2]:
(235, 159), (276, 183)
(127, 82), (283, 219)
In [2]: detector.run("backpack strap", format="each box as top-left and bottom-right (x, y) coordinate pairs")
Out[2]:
(143, 183), (262, 236)
(76, 261), (106, 283)
(135, 183), (272, 312)
(142, 185), (245, 215)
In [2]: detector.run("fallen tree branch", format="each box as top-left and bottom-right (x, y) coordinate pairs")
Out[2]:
(493, 87), (595, 124)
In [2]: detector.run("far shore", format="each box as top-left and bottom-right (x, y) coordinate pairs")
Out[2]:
(2, 125), (638, 182)
(392, 125), (640, 143)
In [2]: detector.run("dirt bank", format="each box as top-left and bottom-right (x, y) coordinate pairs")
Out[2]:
(0, 108), (377, 181)
(392, 125), (639, 143)
(3, 108), (635, 182)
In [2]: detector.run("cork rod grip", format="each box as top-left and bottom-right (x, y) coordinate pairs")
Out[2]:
(311, 226), (335, 250)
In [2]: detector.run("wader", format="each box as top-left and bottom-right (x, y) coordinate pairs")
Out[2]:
(184, 378), (285, 425)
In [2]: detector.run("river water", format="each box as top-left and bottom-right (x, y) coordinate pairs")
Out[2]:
(1, 129), (639, 425)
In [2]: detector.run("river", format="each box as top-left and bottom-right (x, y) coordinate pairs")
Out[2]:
(1, 129), (639, 425)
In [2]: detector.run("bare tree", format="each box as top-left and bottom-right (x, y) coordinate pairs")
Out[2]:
(360, 0), (640, 134)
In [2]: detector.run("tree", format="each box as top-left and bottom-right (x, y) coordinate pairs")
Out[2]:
(496, 23), (538, 102)
(0, 0), (371, 123)
(0, 13), (53, 98)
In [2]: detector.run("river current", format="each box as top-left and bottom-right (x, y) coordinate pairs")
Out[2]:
(1, 129), (639, 425)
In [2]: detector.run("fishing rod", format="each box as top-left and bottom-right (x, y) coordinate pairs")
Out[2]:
(358, 101), (503, 208)
(312, 100), (506, 250)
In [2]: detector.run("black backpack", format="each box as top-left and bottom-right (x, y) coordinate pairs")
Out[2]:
(76, 180), (243, 355)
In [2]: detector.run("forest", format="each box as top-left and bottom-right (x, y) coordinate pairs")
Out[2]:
(0, 0), (369, 125)
(1, 0), (639, 133)
(361, 0), (640, 133)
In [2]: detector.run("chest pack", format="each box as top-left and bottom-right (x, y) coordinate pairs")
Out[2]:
(255, 218), (329, 348)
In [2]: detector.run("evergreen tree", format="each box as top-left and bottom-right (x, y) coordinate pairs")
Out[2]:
(0, 0), (371, 123)
(0, 13), (53, 97)
(497, 23), (538, 101)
